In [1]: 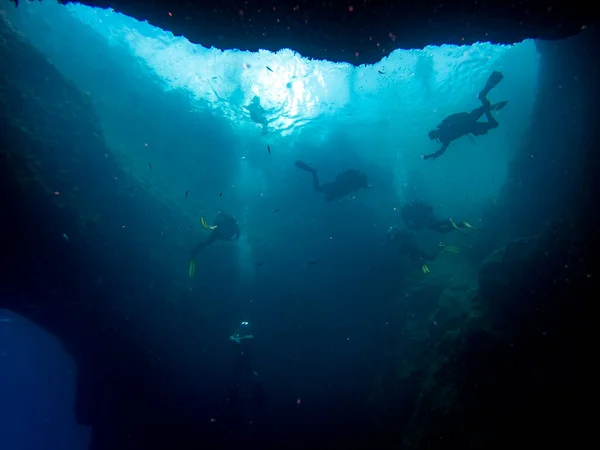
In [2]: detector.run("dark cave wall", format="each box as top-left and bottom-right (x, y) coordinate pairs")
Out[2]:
(49, 0), (595, 65)
(402, 29), (598, 450)
(0, 13), (266, 449)
(0, 14), (219, 448)
(488, 27), (599, 240)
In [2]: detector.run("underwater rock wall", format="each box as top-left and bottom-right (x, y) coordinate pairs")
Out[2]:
(487, 28), (598, 240)
(401, 30), (598, 449)
(0, 15), (228, 449)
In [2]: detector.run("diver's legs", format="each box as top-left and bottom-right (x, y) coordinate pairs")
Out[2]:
(295, 160), (323, 193)
(479, 71), (504, 99)
(471, 109), (499, 136)
(310, 172), (322, 193)
(468, 105), (488, 121)
(470, 106), (500, 136)
(484, 109), (499, 129)
(190, 242), (207, 259)
(491, 100), (508, 112)
(190, 232), (219, 258)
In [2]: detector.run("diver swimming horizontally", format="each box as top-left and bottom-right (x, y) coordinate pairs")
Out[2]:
(386, 225), (460, 273)
(189, 212), (240, 278)
(424, 71), (508, 160)
(295, 160), (372, 201)
(387, 226), (439, 263)
(400, 200), (482, 234)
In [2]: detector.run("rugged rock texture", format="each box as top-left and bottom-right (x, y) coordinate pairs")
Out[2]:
(11, 0), (598, 65)
(401, 221), (593, 449)
(400, 28), (599, 448)
(496, 27), (599, 238)
(0, 15), (220, 450)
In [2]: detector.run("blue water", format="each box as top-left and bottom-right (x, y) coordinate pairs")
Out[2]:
(0, 0), (548, 448)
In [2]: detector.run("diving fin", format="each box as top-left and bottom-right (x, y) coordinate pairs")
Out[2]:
(449, 218), (467, 235)
(490, 100), (508, 112)
(480, 70), (504, 98)
(295, 160), (317, 174)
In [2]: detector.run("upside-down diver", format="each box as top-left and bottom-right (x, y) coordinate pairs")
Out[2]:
(424, 71), (508, 160)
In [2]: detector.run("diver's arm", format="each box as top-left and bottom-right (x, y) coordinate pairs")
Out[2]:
(423, 142), (449, 160)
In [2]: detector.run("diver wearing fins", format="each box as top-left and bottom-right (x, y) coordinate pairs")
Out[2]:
(400, 200), (482, 235)
(387, 225), (460, 273)
(424, 71), (508, 160)
(295, 160), (372, 202)
(189, 211), (240, 278)
(226, 321), (265, 428)
(387, 226), (439, 263)
(247, 96), (269, 134)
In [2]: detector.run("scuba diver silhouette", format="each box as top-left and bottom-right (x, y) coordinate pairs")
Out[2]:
(225, 321), (265, 430)
(386, 225), (460, 274)
(247, 96), (269, 134)
(188, 212), (240, 278)
(400, 200), (482, 235)
(295, 160), (371, 202)
(424, 71), (508, 160)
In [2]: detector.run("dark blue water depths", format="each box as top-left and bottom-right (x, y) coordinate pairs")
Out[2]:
(0, 309), (90, 450)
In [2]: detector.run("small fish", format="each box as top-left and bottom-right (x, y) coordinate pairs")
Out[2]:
(274, 208), (280, 213)
(255, 261), (264, 267)
(61, 233), (69, 242)
(378, 70), (385, 74)
(267, 145), (271, 155)
(185, 190), (189, 198)
(266, 66), (273, 72)
(307, 260), (318, 266)
(211, 76), (218, 80)
(219, 192), (223, 196)
(148, 162), (152, 170)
